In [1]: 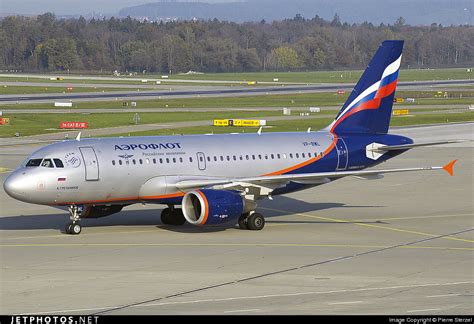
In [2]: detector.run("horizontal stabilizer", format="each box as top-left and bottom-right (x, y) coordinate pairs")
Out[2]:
(376, 140), (467, 151)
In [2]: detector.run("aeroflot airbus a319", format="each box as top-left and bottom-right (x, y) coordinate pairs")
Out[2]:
(3, 40), (460, 235)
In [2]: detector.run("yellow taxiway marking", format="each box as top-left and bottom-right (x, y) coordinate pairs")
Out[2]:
(0, 242), (472, 251)
(0, 167), (11, 173)
(261, 207), (474, 244)
(353, 213), (474, 222)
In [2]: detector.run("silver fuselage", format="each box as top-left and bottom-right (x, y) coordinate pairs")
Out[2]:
(4, 131), (342, 206)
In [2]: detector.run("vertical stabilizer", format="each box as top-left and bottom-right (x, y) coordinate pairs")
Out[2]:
(327, 40), (404, 134)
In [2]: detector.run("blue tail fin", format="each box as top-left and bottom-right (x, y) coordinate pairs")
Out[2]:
(328, 40), (404, 134)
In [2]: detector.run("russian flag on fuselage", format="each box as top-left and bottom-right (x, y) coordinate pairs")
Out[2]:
(328, 40), (404, 135)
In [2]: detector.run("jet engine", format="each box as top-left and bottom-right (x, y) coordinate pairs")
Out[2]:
(182, 189), (247, 226)
(82, 205), (124, 218)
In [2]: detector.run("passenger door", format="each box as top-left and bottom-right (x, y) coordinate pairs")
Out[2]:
(336, 138), (348, 171)
(196, 152), (206, 171)
(79, 147), (99, 181)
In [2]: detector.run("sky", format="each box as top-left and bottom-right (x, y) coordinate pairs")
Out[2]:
(0, 0), (238, 15)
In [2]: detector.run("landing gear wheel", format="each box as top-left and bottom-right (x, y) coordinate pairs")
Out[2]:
(238, 213), (249, 230)
(70, 223), (82, 235)
(247, 213), (265, 231)
(65, 205), (83, 235)
(161, 208), (172, 225)
(171, 209), (186, 226)
(65, 222), (81, 235)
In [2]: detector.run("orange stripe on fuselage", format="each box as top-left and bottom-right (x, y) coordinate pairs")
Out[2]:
(262, 135), (338, 176)
(197, 190), (209, 225)
(59, 192), (185, 206)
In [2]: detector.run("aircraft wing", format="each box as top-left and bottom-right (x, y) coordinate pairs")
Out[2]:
(175, 160), (458, 198)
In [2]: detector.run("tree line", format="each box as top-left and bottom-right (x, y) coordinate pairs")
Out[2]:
(0, 13), (473, 73)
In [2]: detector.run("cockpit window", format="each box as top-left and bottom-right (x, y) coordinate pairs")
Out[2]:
(25, 159), (43, 167)
(41, 159), (54, 168)
(53, 159), (64, 168)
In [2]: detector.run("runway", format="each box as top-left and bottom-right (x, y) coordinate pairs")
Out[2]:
(0, 124), (472, 315)
(1, 79), (473, 104)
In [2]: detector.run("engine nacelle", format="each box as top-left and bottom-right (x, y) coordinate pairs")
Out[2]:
(182, 189), (245, 226)
(82, 205), (124, 219)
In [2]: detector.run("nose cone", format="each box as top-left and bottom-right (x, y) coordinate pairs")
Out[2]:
(3, 172), (27, 201)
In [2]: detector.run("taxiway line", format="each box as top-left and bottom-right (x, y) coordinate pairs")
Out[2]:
(262, 207), (474, 244)
(1, 242), (473, 251)
(23, 281), (473, 315)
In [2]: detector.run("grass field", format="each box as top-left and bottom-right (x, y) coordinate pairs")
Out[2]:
(1, 108), (472, 138)
(1, 67), (473, 85)
(0, 85), (146, 95)
(0, 110), (286, 137)
(107, 111), (474, 138)
(3, 90), (473, 111)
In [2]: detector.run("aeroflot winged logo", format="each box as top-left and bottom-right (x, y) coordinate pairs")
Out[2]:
(114, 143), (182, 150)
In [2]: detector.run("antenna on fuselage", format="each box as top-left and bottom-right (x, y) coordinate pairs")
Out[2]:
(76, 132), (81, 141)
(257, 126), (263, 135)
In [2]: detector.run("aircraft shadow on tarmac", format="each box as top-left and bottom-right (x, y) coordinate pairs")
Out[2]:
(0, 196), (386, 233)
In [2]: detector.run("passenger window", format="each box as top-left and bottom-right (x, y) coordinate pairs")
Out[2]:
(179, 157), (183, 163)
(296, 153), (299, 158)
(283, 153), (287, 159)
(226, 156), (230, 161)
(160, 158), (163, 164)
(166, 158), (170, 163)
(26, 159), (42, 167)
(258, 154), (262, 160)
(289, 153), (293, 158)
(119, 160), (123, 165)
(220, 156), (224, 161)
(112, 160), (116, 166)
(139, 159), (143, 164)
(207, 156), (211, 162)
(245, 155), (249, 160)
(277, 154), (281, 159)
(189, 157), (193, 163)
(214, 156), (217, 162)
(271, 154), (274, 159)
(172, 158), (176, 163)
(153, 158), (156, 164)
(53, 159), (64, 168)
(133, 159), (136, 165)
(41, 159), (54, 168)
(252, 155), (255, 160)
(146, 158), (150, 164)
(302, 153), (305, 158)
(233, 156), (237, 161)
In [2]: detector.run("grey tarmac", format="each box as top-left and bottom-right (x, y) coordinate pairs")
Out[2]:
(0, 123), (472, 315)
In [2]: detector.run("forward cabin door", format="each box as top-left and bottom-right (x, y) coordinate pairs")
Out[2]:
(79, 147), (99, 181)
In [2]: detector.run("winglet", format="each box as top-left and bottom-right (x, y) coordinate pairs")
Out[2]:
(76, 132), (81, 141)
(442, 159), (458, 176)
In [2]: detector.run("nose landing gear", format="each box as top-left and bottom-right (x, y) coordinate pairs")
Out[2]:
(65, 205), (82, 235)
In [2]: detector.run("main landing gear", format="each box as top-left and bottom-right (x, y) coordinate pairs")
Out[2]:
(65, 205), (82, 235)
(161, 206), (186, 226)
(238, 212), (265, 231)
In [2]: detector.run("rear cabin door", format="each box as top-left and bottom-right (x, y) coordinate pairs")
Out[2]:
(79, 147), (99, 181)
(336, 138), (349, 171)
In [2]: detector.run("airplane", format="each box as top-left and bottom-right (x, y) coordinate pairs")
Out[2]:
(3, 40), (460, 235)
